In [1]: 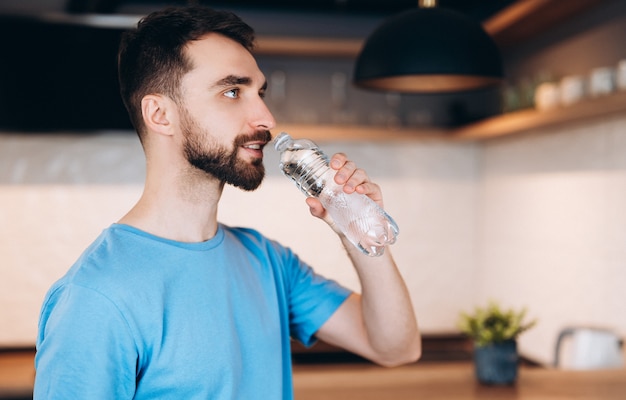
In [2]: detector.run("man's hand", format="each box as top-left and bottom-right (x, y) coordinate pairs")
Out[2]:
(306, 153), (384, 228)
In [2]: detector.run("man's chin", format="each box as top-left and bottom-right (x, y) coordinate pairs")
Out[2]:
(228, 168), (265, 192)
(231, 179), (263, 192)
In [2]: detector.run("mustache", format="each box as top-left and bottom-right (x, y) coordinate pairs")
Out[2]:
(234, 130), (272, 148)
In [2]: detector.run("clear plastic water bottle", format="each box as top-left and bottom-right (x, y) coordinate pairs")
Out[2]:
(274, 132), (399, 257)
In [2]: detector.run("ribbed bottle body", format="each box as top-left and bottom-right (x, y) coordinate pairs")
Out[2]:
(275, 132), (399, 257)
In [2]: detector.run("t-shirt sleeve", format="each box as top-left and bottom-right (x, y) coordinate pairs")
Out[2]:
(34, 284), (138, 400)
(284, 254), (351, 347)
(217, 225), (352, 348)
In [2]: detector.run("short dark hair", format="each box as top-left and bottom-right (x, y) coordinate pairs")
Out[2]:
(118, 6), (255, 138)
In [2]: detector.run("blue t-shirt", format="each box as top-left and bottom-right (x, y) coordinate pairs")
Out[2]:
(34, 223), (350, 399)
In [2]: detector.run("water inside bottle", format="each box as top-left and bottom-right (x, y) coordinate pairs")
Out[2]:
(275, 131), (399, 256)
(321, 187), (399, 256)
(279, 148), (329, 197)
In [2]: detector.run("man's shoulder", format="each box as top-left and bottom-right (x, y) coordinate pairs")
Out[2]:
(54, 225), (153, 289)
(74, 224), (140, 265)
(221, 224), (287, 254)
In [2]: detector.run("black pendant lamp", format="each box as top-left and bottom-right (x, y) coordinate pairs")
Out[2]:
(353, 0), (503, 93)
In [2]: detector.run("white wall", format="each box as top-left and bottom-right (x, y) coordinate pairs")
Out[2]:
(477, 113), (626, 365)
(0, 132), (480, 347)
(3, 113), (626, 367)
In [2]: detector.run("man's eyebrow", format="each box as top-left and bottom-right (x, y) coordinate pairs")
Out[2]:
(214, 75), (268, 92)
(214, 75), (252, 87)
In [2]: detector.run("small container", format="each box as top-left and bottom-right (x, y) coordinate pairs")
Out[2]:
(534, 82), (560, 111)
(559, 75), (585, 106)
(589, 67), (616, 97)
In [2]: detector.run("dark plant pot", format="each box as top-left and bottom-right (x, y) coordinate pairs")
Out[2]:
(473, 339), (518, 385)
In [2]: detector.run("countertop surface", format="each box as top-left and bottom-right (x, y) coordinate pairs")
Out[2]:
(293, 361), (626, 400)
(2, 350), (626, 399)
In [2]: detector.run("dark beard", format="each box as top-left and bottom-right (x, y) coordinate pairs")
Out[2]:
(181, 112), (270, 191)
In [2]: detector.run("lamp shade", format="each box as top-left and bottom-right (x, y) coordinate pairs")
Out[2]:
(353, 7), (503, 93)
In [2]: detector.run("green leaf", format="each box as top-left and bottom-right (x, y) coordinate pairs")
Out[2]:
(457, 300), (537, 346)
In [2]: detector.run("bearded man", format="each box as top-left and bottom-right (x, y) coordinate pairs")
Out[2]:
(34, 6), (420, 399)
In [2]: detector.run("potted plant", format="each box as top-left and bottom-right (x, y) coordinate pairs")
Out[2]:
(458, 301), (537, 385)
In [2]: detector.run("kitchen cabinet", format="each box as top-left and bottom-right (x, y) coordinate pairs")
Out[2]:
(260, 0), (618, 143)
(253, 0), (604, 58)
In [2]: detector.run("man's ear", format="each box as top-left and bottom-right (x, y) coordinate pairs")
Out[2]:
(141, 94), (175, 135)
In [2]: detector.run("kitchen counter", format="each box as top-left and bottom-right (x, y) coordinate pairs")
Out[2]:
(0, 350), (33, 399)
(2, 350), (625, 399)
(293, 361), (626, 400)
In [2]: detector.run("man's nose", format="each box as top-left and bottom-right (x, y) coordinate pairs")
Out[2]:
(252, 99), (276, 131)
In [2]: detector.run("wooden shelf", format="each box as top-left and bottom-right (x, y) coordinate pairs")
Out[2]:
(255, 36), (363, 58)
(274, 123), (448, 142)
(484, 0), (604, 48)
(275, 91), (626, 142)
(452, 90), (626, 141)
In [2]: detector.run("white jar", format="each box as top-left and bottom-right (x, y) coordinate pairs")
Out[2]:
(535, 82), (560, 111)
(559, 75), (585, 105)
(589, 67), (616, 97)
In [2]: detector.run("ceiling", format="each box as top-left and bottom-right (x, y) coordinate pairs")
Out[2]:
(0, 0), (608, 131)
(0, 0), (606, 48)
(57, 0), (517, 21)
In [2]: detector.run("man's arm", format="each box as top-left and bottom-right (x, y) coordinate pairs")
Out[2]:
(305, 153), (421, 367)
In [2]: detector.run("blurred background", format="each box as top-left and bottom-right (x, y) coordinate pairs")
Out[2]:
(1, 0), (626, 379)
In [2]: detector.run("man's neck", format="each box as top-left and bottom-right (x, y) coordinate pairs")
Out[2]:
(119, 167), (224, 243)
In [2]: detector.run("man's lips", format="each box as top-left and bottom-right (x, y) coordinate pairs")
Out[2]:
(241, 141), (267, 157)
(242, 142), (265, 150)
(237, 130), (271, 157)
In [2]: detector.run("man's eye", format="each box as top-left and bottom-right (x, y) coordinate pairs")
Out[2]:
(224, 89), (239, 99)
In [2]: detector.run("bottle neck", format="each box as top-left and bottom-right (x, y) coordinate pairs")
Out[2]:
(273, 132), (292, 152)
